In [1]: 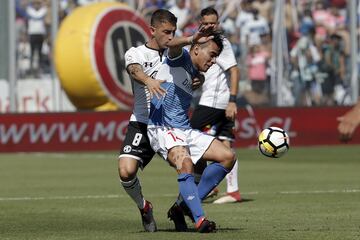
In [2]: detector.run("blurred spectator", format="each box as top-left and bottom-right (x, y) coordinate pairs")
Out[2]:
(312, 0), (331, 49)
(290, 32), (322, 106)
(235, 0), (254, 58)
(246, 35), (270, 103)
(220, 8), (240, 59)
(168, 0), (192, 36)
(321, 33), (346, 105)
(242, 8), (270, 62)
(138, 0), (167, 21)
(26, 0), (48, 77)
(17, 31), (31, 78)
(252, 0), (273, 24)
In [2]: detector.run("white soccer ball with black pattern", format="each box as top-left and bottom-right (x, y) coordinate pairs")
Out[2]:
(258, 127), (290, 158)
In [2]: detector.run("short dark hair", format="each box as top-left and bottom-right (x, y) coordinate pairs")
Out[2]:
(150, 9), (177, 27)
(210, 31), (224, 54)
(192, 30), (224, 54)
(200, 7), (219, 19)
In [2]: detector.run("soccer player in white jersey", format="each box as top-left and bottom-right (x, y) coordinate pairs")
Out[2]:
(147, 26), (237, 233)
(191, 7), (242, 204)
(118, 9), (176, 233)
(118, 9), (204, 232)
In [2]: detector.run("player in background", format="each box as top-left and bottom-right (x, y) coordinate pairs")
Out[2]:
(191, 7), (242, 204)
(147, 26), (237, 233)
(118, 9), (204, 233)
(337, 99), (360, 142)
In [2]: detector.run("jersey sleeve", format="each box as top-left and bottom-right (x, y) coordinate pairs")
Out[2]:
(216, 38), (237, 71)
(165, 48), (198, 77)
(125, 47), (143, 68)
(166, 48), (187, 67)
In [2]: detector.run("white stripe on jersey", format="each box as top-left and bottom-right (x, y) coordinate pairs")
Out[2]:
(124, 44), (166, 124)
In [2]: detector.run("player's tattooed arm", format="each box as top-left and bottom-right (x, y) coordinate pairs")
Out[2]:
(127, 63), (146, 81)
(127, 64), (166, 98)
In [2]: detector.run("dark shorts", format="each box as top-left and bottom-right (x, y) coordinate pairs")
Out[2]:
(190, 105), (235, 142)
(119, 121), (155, 168)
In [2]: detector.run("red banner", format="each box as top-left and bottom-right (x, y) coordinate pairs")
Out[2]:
(0, 107), (359, 152)
(0, 111), (130, 152)
(235, 106), (360, 147)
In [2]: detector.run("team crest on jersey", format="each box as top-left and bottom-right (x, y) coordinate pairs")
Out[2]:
(123, 145), (132, 153)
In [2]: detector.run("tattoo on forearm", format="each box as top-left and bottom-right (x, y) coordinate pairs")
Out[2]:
(127, 64), (142, 78)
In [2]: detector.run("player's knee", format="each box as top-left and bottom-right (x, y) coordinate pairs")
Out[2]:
(223, 149), (236, 170)
(119, 167), (137, 182)
(118, 159), (138, 181)
(176, 156), (193, 174)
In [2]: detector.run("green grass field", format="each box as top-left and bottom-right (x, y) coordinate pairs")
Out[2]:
(0, 146), (359, 240)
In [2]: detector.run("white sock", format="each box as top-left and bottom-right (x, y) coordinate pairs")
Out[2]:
(226, 160), (239, 193)
(120, 177), (145, 209)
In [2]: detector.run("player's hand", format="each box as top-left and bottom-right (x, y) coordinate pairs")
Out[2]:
(144, 77), (166, 99)
(191, 73), (205, 90)
(337, 108), (360, 142)
(226, 102), (237, 121)
(191, 24), (215, 44)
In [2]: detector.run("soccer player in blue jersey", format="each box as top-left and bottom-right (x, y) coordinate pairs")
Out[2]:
(147, 26), (237, 233)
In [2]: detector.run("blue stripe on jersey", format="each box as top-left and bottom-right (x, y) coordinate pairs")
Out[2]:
(165, 49), (199, 78)
(149, 82), (192, 128)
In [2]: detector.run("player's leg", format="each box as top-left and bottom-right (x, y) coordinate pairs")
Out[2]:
(118, 121), (156, 232)
(197, 139), (236, 200)
(190, 106), (226, 198)
(213, 139), (242, 204)
(118, 157), (143, 208)
(167, 145), (216, 233)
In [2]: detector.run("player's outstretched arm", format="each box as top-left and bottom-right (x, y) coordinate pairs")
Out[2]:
(337, 99), (360, 142)
(127, 63), (166, 98)
(167, 24), (215, 59)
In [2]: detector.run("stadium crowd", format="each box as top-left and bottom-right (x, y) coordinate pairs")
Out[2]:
(15, 0), (354, 107)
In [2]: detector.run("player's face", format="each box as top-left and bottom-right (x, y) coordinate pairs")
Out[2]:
(200, 14), (219, 30)
(193, 41), (220, 72)
(151, 21), (176, 50)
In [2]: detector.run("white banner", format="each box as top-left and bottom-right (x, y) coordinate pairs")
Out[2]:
(0, 79), (75, 113)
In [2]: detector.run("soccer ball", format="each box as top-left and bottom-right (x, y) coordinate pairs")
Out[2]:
(258, 127), (290, 158)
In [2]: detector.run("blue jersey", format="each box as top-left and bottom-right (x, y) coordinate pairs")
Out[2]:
(148, 49), (199, 129)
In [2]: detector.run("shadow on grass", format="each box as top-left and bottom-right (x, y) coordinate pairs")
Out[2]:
(155, 226), (243, 233)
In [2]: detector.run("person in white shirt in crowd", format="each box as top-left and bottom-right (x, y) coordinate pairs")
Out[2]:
(168, 0), (193, 36)
(26, 0), (47, 76)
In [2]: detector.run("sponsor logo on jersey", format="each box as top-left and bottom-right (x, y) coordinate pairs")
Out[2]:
(144, 62), (153, 68)
(123, 145), (132, 153)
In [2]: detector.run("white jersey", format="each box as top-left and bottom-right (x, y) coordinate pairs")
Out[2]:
(124, 44), (165, 124)
(198, 38), (237, 109)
